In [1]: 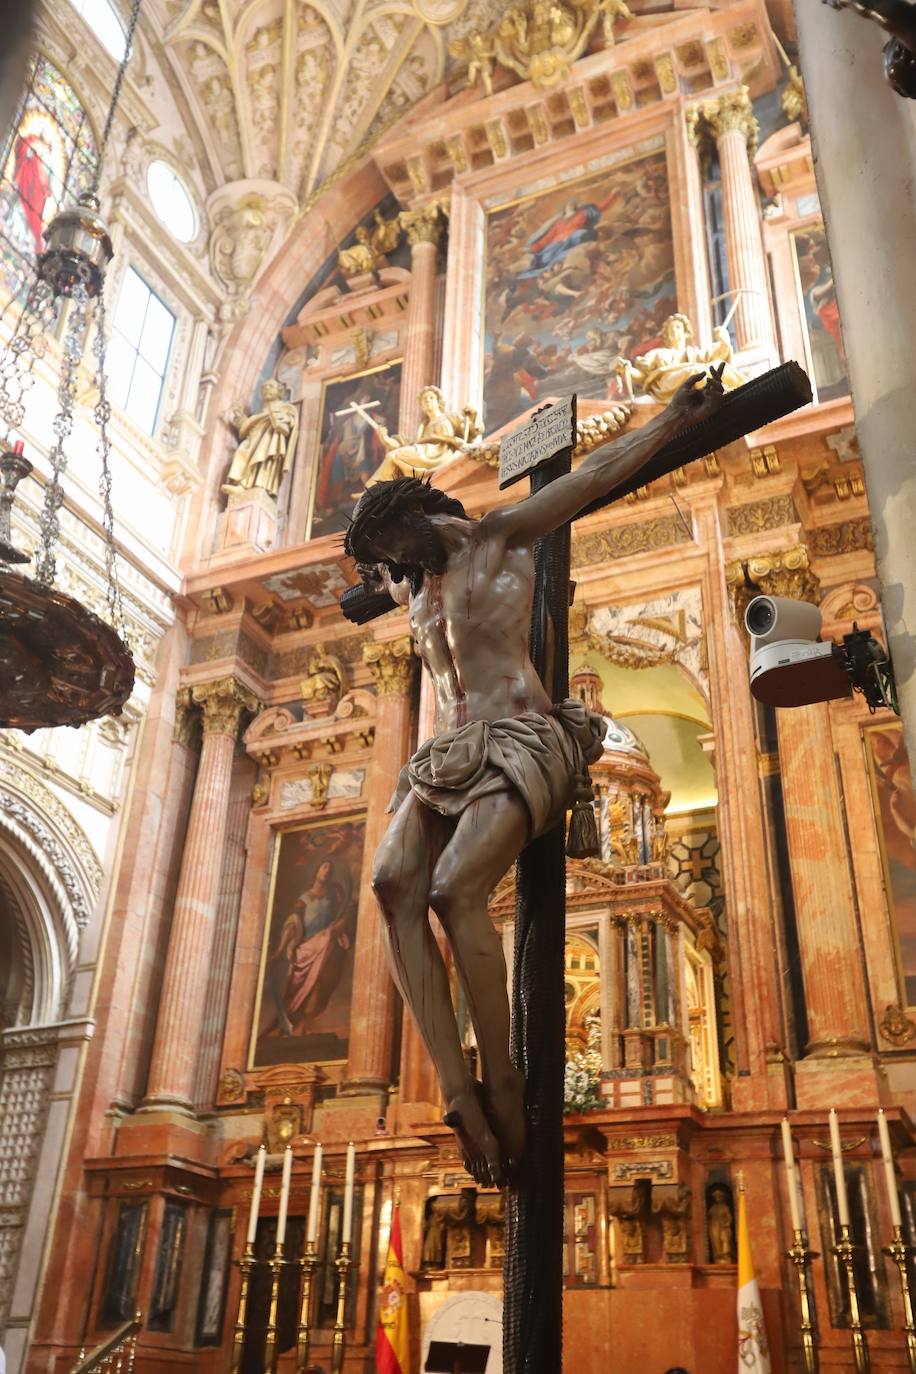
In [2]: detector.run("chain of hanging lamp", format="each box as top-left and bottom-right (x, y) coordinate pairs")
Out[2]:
(0, 0), (144, 635)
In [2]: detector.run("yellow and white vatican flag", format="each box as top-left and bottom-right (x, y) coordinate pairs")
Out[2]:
(737, 1179), (771, 1373)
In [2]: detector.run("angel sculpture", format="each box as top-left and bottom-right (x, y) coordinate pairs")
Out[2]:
(337, 226), (379, 279)
(370, 209), (402, 258)
(448, 29), (497, 97)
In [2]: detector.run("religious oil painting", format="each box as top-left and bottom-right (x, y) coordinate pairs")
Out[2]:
(307, 361), (402, 540)
(250, 815), (365, 1067)
(790, 223), (849, 405)
(0, 56), (97, 299)
(865, 722), (916, 1007)
(482, 148), (677, 432)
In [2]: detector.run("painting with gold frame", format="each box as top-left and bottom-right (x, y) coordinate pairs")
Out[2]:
(249, 815), (365, 1068)
(790, 222), (849, 406)
(864, 721), (916, 1007)
(482, 146), (677, 433)
(306, 360), (402, 540)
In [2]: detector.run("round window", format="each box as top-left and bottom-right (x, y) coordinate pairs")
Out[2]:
(146, 161), (196, 243)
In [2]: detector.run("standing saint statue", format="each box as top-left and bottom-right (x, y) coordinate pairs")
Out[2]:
(367, 385), (482, 483)
(225, 378), (299, 498)
(707, 1186), (736, 1263)
(617, 313), (745, 403)
(345, 367), (725, 1186)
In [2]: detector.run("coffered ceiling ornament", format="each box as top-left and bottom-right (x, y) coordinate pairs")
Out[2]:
(163, 0), (452, 206)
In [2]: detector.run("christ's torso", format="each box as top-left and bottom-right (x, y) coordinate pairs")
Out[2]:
(407, 517), (551, 733)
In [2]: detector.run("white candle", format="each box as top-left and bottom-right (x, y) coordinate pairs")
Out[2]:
(247, 1145), (266, 1246)
(829, 1109), (851, 1228)
(307, 1143), (323, 1245)
(342, 1142), (356, 1246)
(878, 1109), (903, 1230)
(276, 1145), (293, 1249)
(781, 1117), (803, 1234)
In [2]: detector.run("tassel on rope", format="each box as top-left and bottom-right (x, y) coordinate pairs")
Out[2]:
(567, 769), (600, 859)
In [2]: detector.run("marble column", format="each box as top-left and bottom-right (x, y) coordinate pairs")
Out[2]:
(342, 637), (416, 1095)
(776, 702), (873, 1068)
(143, 677), (257, 1111)
(398, 204), (445, 435)
(793, 8), (916, 770)
(688, 88), (774, 355)
(693, 497), (787, 1108)
(440, 184), (485, 418)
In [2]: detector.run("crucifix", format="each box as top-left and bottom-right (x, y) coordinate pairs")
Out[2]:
(334, 396), (384, 434)
(339, 360), (811, 1374)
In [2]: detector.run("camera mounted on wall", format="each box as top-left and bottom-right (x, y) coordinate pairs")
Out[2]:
(745, 595), (898, 713)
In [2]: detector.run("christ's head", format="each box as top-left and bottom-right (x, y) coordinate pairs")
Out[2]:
(345, 476), (468, 593)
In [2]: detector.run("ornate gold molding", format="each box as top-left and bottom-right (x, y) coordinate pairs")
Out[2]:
(363, 637), (416, 697)
(399, 203), (447, 248)
(173, 694), (201, 750)
(879, 1003), (916, 1047)
(727, 545), (819, 627)
(191, 677), (259, 737)
(808, 519), (874, 558)
(687, 85), (758, 159)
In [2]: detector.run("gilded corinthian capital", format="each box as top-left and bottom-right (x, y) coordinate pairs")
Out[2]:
(363, 637), (416, 697)
(399, 203), (447, 248)
(686, 85), (759, 159)
(191, 677), (259, 737)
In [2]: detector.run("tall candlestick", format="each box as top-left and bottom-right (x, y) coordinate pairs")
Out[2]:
(307, 1143), (323, 1245)
(247, 1145), (266, 1246)
(829, 1109), (850, 1228)
(276, 1145), (293, 1250)
(878, 1109), (903, 1230)
(782, 1117), (803, 1234)
(342, 1142), (356, 1245)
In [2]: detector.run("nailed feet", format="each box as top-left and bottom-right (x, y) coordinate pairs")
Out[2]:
(443, 1070), (526, 1188)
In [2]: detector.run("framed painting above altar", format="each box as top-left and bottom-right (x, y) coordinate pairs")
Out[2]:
(482, 146), (677, 432)
(249, 816), (365, 1067)
(790, 222), (848, 405)
(306, 361), (402, 540)
(865, 721), (916, 1008)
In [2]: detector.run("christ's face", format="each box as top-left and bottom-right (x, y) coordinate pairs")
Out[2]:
(365, 516), (425, 566)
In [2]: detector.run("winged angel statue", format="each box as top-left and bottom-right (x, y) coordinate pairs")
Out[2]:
(449, 0), (633, 94)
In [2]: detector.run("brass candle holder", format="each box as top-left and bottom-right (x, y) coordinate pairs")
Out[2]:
(786, 1230), (819, 1374)
(231, 1241), (257, 1374)
(264, 1243), (288, 1374)
(882, 1225), (916, 1374)
(296, 1241), (321, 1374)
(330, 1240), (353, 1374)
(833, 1224), (870, 1374)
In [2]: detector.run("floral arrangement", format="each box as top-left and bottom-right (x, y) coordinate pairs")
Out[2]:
(563, 1013), (603, 1114)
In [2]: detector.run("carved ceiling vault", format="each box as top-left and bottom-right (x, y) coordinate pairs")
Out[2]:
(160, 0), (463, 204)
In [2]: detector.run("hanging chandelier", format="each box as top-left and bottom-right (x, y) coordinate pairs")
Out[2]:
(0, 0), (143, 732)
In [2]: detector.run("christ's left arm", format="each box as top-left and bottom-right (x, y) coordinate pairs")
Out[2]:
(488, 367), (724, 547)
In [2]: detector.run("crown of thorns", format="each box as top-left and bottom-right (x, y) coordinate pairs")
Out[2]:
(342, 476), (466, 562)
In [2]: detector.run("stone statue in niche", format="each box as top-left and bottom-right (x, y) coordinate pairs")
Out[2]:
(608, 795), (639, 866)
(225, 379), (299, 499)
(617, 314), (745, 404)
(653, 1183), (692, 1263)
(368, 386), (483, 484)
(421, 1191), (475, 1268)
(823, 0), (916, 97)
(707, 1185), (737, 1263)
(300, 643), (349, 715)
(608, 1180), (650, 1263)
(346, 371), (724, 1186)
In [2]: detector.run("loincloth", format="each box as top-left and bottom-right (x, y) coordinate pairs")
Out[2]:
(387, 699), (605, 840)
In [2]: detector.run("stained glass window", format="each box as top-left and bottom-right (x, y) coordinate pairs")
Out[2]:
(0, 55), (98, 300)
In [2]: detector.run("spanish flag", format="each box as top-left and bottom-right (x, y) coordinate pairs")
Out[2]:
(376, 1202), (410, 1374)
(737, 1179), (771, 1373)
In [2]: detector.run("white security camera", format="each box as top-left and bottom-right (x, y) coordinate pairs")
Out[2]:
(745, 595), (852, 707)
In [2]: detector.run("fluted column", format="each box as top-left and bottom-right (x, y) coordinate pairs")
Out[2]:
(776, 703), (873, 1061)
(144, 677), (257, 1110)
(688, 88), (774, 355)
(440, 184), (485, 418)
(398, 204), (445, 435)
(693, 497), (787, 1108)
(342, 637), (417, 1094)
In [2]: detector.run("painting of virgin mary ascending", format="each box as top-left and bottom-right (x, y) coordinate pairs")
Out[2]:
(250, 817), (365, 1066)
(483, 148), (677, 432)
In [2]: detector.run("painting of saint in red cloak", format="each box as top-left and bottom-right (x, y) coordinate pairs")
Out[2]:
(309, 362), (402, 539)
(252, 817), (364, 1066)
(792, 224), (849, 405)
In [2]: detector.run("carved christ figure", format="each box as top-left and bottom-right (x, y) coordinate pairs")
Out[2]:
(345, 367), (724, 1187)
